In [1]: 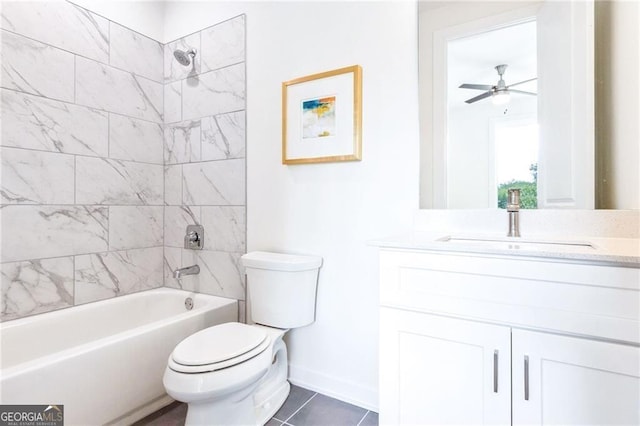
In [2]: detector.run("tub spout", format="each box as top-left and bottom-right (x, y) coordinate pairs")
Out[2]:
(173, 265), (200, 279)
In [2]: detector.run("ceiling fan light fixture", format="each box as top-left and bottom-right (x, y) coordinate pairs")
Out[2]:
(492, 90), (511, 105)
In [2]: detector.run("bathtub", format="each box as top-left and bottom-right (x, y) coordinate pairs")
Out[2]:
(0, 288), (237, 425)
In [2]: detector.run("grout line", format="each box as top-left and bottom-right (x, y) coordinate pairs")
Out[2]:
(356, 410), (370, 426)
(0, 27), (164, 85)
(73, 54), (77, 103)
(198, 30), (203, 75)
(107, 112), (111, 159)
(67, 0), (161, 46)
(283, 392), (317, 424)
(0, 203), (245, 208)
(180, 76), (184, 122)
(72, 255), (76, 305)
(2, 82), (243, 129)
(1, 86), (163, 127)
(179, 164), (184, 206)
(106, 204), (111, 252)
(1, 147), (242, 184)
(73, 155), (77, 205)
(171, 156), (246, 167)
(107, 16), (111, 63)
(199, 112), (203, 162)
(165, 107), (245, 126)
(1, 246), (165, 266)
(2, 203), (178, 207)
(162, 66), (166, 289)
(163, 13), (245, 46)
(0, 144), (164, 167)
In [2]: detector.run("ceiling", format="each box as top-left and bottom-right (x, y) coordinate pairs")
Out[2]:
(447, 20), (537, 107)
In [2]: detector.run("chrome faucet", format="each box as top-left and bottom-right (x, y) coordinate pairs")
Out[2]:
(173, 265), (200, 279)
(507, 188), (521, 237)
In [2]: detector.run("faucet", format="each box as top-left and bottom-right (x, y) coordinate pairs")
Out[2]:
(507, 188), (521, 237)
(173, 265), (200, 279)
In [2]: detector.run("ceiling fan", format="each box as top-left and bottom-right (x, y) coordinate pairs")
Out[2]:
(459, 64), (537, 105)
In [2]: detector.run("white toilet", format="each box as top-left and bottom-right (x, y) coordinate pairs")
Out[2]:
(163, 251), (322, 426)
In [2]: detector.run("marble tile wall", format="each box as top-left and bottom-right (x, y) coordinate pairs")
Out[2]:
(1, 1), (165, 321)
(162, 15), (247, 306)
(1, 4), (247, 322)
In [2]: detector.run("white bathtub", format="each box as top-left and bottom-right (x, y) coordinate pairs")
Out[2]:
(0, 288), (237, 425)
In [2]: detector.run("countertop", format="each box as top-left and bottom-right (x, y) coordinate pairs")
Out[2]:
(371, 231), (640, 267)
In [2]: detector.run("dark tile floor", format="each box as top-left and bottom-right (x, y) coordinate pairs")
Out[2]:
(135, 384), (378, 426)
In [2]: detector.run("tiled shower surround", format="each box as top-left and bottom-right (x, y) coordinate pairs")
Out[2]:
(0, 1), (246, 321)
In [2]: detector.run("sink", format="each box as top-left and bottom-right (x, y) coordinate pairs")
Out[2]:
(437, 235), (596, 251)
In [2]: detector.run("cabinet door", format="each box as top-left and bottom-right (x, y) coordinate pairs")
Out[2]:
(512, 329), (640, 425)
(380, 308), (511, 425)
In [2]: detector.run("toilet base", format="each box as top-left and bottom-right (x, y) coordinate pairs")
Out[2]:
(255, 380), (290, 425)
(174, 327), (291, 426)
(185, 393), (255, 426)
(253, 330), (290, 424)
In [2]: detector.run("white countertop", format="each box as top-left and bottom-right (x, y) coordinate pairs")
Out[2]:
(372, 231), (640, 267)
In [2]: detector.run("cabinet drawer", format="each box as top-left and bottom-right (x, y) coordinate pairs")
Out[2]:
(379, 249), (640, 343)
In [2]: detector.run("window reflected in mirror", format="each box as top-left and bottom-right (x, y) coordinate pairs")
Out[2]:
(494, 120), (538, 209)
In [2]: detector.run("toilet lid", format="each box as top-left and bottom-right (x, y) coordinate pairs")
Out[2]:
(172, 322), (267, 366)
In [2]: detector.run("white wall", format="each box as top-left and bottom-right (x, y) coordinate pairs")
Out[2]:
(163, 1), (420, 410)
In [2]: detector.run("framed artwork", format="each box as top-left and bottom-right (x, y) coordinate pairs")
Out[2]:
(282, 65), (362, 165)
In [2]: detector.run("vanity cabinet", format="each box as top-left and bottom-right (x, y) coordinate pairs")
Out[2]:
(379, 249), (640, 425)
(380, 309), (511, 425)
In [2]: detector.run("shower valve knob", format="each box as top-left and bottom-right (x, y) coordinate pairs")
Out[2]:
(184, 225), (204, 250)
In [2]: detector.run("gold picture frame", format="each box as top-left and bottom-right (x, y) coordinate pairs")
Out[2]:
(282, 65), (362, 165)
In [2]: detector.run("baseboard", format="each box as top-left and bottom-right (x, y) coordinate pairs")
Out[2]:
(287, 363), (378, 412)
(107, 394), (174, 425)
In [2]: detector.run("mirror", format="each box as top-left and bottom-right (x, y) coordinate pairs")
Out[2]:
(447, 20), (538, 209)
(418, 0), (640, 210)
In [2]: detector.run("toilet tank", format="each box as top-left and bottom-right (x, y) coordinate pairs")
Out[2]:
(241, 251), (322, 329)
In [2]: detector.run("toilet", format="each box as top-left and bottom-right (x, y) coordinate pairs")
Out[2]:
(163, 251), (322, 426)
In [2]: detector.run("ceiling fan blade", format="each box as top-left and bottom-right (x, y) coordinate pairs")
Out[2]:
(459, 83), (494, 90)
(465, 91), (493, 104)
(507, 77), (537, 88)
(510, 89), (537, 96)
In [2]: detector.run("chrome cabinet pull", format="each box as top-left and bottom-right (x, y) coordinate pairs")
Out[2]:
(524, 355), (530, 401)
(493, 350), (499, 393)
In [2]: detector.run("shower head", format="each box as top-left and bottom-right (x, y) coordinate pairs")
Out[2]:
(173, 48), (196, 66)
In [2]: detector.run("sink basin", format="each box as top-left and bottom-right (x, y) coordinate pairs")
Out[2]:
(437, 235), (596, 251)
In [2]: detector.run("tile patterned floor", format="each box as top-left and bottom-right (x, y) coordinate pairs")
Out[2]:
(135, 385), (378, 426)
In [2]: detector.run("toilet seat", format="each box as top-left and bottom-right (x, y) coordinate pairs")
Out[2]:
(169, 323), (271, 374)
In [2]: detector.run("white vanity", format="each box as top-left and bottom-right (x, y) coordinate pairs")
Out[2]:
(376, 212), (640, 425)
